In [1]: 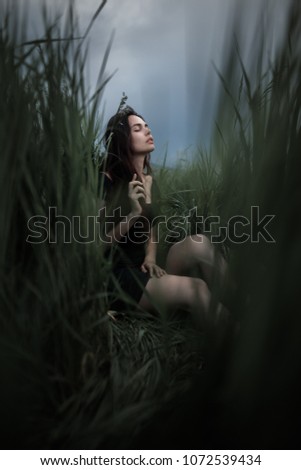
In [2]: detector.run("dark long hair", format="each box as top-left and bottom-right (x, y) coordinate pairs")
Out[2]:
(102, 106), (152, 182)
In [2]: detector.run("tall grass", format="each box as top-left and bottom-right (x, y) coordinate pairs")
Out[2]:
(0, 1), (205, 449)
(145, 0), (301, 448)
(213, 0), (301, 448)
(0, 1), (110, 448)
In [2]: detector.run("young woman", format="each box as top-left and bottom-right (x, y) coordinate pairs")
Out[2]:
(100, 106), (228, 328)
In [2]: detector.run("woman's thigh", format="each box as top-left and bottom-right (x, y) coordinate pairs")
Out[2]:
(138, 273), (210, 317)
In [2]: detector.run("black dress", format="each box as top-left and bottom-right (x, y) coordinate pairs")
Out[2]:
(100, 175), (161, 310)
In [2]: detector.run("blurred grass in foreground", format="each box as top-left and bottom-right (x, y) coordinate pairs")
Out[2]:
(145, 0), (301, 448)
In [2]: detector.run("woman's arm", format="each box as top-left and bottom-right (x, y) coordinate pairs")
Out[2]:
(99, 205), (141, 245)
(99, 173), (146, 246)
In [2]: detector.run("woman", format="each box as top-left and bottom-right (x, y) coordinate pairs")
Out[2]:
(100, 106), (228, 328)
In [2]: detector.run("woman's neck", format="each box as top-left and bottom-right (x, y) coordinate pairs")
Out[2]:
(133, 155), (145, 179)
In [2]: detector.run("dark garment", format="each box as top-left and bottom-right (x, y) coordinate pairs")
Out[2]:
(100, 174), (161, 310)
(109, 266), (150, 311)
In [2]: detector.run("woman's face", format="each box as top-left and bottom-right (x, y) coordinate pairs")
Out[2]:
(128, 114), (155, 157)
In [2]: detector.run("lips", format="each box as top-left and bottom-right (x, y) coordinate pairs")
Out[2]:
(147, 138), (154, 144)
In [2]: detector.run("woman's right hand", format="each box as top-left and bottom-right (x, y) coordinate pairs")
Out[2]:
(128, 173), (146, 216)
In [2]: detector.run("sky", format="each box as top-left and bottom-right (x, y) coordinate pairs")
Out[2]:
(6, 0), (287, 165)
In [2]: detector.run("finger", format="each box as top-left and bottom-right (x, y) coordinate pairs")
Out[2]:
(132, 173), (137, 181)
(131, 181), (144, 188)
(129, 185), (145, 196)
(153, 266), (161, 278)
(157, 268), (166, 277)
(133, 187), (146, 197)
(141, 264), (147, 273)
(149, 266), (154, 277)
(133, 184), (145, 192)
(132, 192), (145, 201)
(129, 182), (144, 192)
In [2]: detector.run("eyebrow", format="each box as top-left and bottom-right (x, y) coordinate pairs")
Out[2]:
(130, 122), (148, 129)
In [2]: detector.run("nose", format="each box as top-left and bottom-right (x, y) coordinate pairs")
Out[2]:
(145, 126), (151, 135)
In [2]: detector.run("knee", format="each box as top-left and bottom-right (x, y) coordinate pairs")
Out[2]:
(189, 233), (211, 246)
(184, 234), (214, 259)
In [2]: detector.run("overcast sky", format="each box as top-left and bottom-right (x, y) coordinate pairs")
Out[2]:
(8, 0), (287, 165)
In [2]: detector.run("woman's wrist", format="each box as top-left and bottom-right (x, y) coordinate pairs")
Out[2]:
(144, 255), (156, 264)
(128, 210), (141, 219)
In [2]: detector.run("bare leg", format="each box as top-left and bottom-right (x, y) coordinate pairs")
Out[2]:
(138, 274), (226, 329)
(165, 234), (227, 294)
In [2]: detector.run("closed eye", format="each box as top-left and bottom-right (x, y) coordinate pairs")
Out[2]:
(131, 123), (149, 131)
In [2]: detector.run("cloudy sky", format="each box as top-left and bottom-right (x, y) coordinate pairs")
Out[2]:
(9, 0), (287, 165)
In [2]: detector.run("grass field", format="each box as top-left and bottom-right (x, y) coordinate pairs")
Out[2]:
(0, 0), (300, 449)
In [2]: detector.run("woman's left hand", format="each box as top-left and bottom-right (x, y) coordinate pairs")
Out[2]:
(141, 260), (166, 278)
